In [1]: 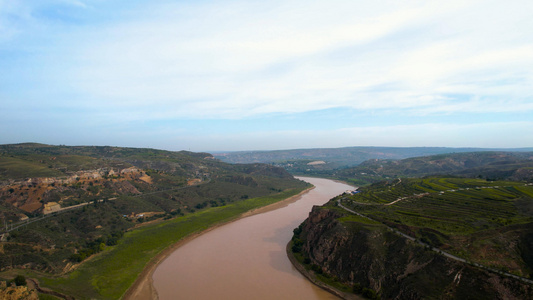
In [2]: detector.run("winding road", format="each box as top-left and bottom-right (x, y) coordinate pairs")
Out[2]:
(336, 199), (533, 285)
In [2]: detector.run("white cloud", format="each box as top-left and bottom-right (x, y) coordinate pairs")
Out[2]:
(58, 0), (533, 119)
(3, 0), (533, 122)
(62, 0), (88, 9)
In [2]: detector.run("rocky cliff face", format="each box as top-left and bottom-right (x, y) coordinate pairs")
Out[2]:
(298, 206), (533, 299)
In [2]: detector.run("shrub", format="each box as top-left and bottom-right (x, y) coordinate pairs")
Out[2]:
(13, 275), (26, 286)
(311, 264), (323, 274)
(291, 238), (303, 253)
(362, 287), (379, 299)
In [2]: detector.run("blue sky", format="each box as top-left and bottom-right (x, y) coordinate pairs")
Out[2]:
(1, 0), (532, 151)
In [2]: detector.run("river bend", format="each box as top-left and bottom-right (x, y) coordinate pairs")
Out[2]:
(152, 177), (353, 299)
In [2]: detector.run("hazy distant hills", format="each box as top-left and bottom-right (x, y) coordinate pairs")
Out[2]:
(336, 151), (533, 185)
(214, 146), (533, 167)
(214, 146), (533, 181)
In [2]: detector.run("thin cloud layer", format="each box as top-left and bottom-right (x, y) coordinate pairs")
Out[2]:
(1, 0), (532, 150)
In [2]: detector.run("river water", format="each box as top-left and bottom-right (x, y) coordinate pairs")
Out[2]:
(152, 177), (354, 300)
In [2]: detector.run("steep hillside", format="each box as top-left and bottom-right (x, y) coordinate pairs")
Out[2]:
(293, 206), (532, 300)
(290, 177), (533, 299)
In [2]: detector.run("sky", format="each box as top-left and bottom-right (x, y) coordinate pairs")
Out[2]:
(1, 0), (532, 152)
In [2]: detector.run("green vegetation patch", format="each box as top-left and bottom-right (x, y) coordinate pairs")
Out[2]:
(337, 214), (381, 225)
(0, 156), (63, 180)
(38, 293), (62, 300)
(35, 188), (306, 299)
(514, 185), (533, 198)
(341, 176), (533, 276)
(347, 177), (532, 234)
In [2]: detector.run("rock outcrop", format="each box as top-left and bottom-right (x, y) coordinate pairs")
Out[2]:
(297, 206), (533, 299)
(0, 281), (38, 300)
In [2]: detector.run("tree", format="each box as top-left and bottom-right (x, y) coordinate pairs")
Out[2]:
(362, 287), (378, 300)
(353, 283), (362, 293)
(13, 275), (26, 286)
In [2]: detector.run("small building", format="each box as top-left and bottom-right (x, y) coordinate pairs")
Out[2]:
(43, 202), (61, 214)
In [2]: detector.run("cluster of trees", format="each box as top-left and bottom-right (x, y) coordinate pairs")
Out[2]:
(0, 275), (27, 287)
(195, 198), (228, 210)
(291, 225), (304, 253)
(222, 175), (258, 187)
(352, 283), (380, 300)
(69, 231), (124, 262)
(11, 275), (26, 286)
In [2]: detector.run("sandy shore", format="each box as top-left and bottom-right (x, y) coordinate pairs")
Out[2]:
(122, 186), (314, 300)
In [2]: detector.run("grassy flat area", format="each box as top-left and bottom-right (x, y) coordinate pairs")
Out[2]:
(27, 188), (306, 299)
(347, 177), (533, 235)
(0, 156), (64, 180)
(337, 213), (381, 225)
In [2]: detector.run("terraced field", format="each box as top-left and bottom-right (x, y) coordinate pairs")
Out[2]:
(341, 177), (533, 277)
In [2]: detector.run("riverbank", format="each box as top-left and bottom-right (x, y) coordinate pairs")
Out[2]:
(286, 242), (359, 300)
(123, 186), (315, 300)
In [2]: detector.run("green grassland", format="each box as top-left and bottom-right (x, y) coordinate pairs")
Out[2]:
(347, 178), (533, 234)
(0, 156), (64, 180)
(337, 214), (381, 225)
(12, 188), (306, 299)
(325, 206), (382, 226)
(339, 177), (533, 277)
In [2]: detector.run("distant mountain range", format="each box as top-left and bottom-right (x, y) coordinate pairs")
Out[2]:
(214, 146), (533, 167)
(214, 147), (533, 181)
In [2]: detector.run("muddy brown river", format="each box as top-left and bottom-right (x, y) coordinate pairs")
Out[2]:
(152, 177), (354, 299)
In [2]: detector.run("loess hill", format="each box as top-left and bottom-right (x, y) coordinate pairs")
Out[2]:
(0, 143), (309, 274)
(290, 154), (533, 299)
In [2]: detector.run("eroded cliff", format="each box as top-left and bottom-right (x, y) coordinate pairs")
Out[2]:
(296, 206), (533, 299)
